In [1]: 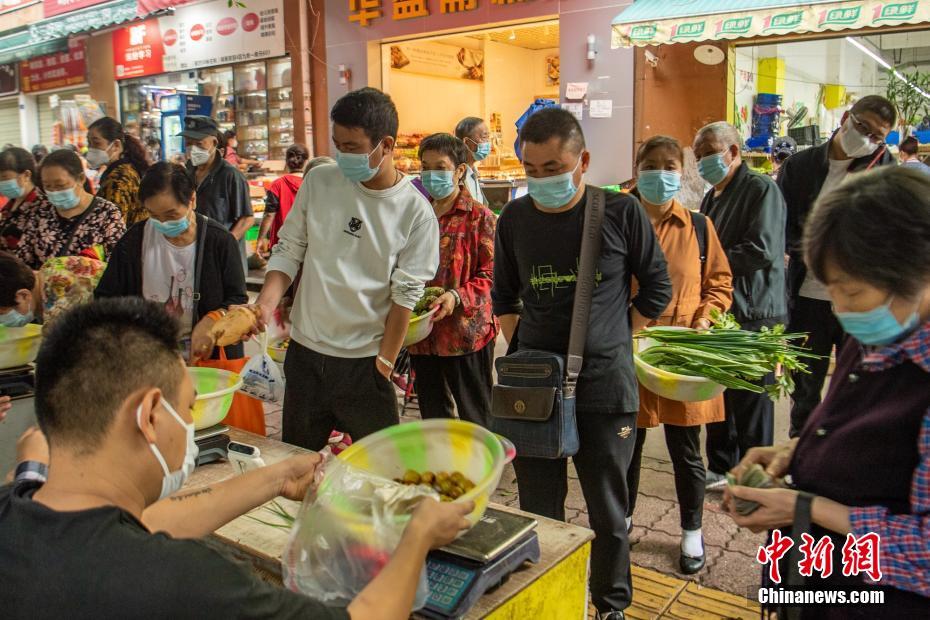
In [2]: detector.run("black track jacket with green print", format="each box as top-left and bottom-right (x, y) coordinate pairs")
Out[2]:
(492, 187), (671, 414)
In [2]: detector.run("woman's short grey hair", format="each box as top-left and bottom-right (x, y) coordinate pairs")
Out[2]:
(804, 166), (930, 299)
(304, 156), (335, 174)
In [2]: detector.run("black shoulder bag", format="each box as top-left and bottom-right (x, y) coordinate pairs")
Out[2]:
(488, 187), (606, 459)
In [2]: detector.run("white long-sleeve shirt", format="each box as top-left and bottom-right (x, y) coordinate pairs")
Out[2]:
(267, 164), (439, 357)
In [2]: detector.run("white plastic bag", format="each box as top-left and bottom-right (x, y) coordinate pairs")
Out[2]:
(281, 459), (435, 609)
(240, 332), (286, 403)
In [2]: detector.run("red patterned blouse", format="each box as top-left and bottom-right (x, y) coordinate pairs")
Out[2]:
(409, 189), (498, 357)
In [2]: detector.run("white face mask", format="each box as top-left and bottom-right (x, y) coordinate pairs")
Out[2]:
(84, 142), (114, 169)
(137, 398), (198, 501)
(189, 145), (214, 167)
(838, 116), (879, 159)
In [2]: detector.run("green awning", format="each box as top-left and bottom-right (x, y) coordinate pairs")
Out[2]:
(0, 30), (69, 65)
(28, 0), (139, 42)
(612, 0), (930, 47)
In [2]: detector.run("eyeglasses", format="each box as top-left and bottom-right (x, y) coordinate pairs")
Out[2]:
(849, 113), (886, 145)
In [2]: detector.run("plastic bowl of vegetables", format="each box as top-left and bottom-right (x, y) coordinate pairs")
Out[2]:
(0, 324), (42, 370)
(187, 367), (242, 430)
(634, 327), (726, 402)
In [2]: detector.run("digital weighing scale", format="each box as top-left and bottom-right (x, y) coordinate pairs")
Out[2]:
(195, 424), (231, 466)
(420, 507), (540, 619)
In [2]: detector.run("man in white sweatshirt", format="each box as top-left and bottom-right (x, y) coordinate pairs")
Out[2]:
(255, 88), (439, 449)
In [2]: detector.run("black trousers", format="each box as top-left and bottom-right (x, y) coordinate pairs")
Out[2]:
(705, 374), (775, 475)
(788, 297), (846, 438)
(512, 411), (638, 613)
(409, 340), (494, 427)
(628, 424), (705, 531)
(282, 341), (399, 450)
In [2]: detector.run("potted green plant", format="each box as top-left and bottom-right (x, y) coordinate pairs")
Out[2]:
(886, 68), (930, 140)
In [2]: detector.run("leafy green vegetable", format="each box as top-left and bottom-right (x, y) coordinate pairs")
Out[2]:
(635, 310), (820, 401)
(413, 287), (445, 316)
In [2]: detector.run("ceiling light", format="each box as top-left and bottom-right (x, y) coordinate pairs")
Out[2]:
(846, 36), (929, 99)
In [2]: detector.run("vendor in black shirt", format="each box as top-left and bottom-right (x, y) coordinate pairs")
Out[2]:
(0, 298), (472, 620)
(492, 108), (672, 619)
(179, 116), (254, 273)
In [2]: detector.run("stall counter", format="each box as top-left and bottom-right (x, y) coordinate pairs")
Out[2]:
(185, 428), (594, 619)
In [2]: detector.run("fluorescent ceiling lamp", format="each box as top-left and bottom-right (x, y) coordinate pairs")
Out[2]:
(845, 36), (930, 99)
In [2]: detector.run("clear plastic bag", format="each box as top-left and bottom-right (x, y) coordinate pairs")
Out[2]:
(281, 458), (436, 609)
(240, 332), (286, 403)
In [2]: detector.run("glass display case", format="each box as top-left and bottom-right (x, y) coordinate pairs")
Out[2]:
(234, 61), (269, 159)
(266, 57), (294, 161)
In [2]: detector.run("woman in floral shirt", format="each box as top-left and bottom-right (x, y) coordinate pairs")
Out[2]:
(15, 149), (125, 270)
(0, 147), (47, 252)
(408, 134), (498, 426)
(86, 117), (151, 226)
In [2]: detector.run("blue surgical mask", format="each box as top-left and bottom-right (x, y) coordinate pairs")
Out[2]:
(336, 140), (384, 183)
(0, 308), (33, 327)
(638, 170), (682, 205)
(473, 142), (491, 161)
(527, 158), (582, 209)
(0, 178), (24, 199)
(46, 187), (80, 211)
(421, 170), (457, 200)
(698, 152), (731, 186)
(150, 212), (191, 238)
(835, 297), (921, 346)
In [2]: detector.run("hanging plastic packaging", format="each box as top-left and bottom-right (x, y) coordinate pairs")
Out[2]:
(281, 458), (436, 609)
(240, 331), (286, 403)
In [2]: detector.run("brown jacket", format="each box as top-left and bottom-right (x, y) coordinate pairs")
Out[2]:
(635, 200), (733, 428)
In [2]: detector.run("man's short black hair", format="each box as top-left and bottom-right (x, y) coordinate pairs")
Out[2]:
(900, 136), (920, 156)
(0, 251), (35, 306)
(418, 133), (469, 167)
(35, 298), (184, 451)
(519, 108), (586, 154)
(851, 95), (897, 127)
(805, 166), (930, 299)
(454, 117), (485, 141)
(330, 87), (398, 146)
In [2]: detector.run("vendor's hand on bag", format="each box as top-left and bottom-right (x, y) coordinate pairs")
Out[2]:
(0, 395), (10, 422)
(430, 292), (456, 322)
(724, 486), (798, 533)
(275, 453), (325, 501)
(730, 440), (796, 482)
(257, 238), (271, 259)
(16, 426), (49, 467)
(407, 498), (474, 549)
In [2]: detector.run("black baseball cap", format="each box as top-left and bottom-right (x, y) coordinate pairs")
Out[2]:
(177, 115), (219, 140)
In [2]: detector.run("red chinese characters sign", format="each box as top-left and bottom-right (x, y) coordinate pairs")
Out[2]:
(20, 39), (86, 94)
(42, 0), (108, 18)
(111, 19), (166, 79)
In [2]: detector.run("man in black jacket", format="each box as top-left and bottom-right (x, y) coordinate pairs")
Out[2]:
(179, 116), (254, 274)
(778, 95), (896, 437)
(694, 122), (787, 487)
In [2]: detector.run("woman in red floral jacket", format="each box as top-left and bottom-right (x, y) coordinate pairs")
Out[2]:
(408, 134), (498, 427)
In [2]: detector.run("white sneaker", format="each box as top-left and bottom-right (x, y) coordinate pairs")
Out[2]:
(705, 471), (727, 490)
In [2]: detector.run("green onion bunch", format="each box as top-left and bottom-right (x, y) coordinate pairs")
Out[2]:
(635, 310), (820, 402)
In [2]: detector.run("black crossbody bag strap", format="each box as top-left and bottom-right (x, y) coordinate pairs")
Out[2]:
(191, 214), (208, 323)
(689, 209), (708, 279)
(565, 187), (605, 394)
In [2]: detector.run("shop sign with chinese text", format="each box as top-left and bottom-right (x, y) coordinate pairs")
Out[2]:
(612, 0), (930, 48)
(20, 39), (85, 93)
(112, 0), (284, 79)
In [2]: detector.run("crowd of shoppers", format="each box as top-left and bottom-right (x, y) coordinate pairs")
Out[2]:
(1, 86), (928, 619)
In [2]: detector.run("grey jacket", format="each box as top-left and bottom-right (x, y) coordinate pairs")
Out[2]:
(701, 162), (787, 325)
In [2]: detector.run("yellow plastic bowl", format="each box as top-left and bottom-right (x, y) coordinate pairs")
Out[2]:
(404, 306), (438, 348)
(188, 367), (243, 430)
(634, 328), (726, 402)
(267, 339), (289, 364)
(327, 419), (515, 532)
(0, 324), (42, 370)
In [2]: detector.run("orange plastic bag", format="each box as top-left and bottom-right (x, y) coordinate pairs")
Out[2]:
(194, 348), (267, 436)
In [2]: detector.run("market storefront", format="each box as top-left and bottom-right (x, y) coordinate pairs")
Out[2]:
(612, 0), (930, 167)
(112, 0), (296, 163)
(323, 0), (638, 188)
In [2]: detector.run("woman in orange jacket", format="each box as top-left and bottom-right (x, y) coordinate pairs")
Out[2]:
(627, 136), (734, 575)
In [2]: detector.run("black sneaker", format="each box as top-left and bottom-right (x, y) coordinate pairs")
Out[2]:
(597, 611), (625, 620)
